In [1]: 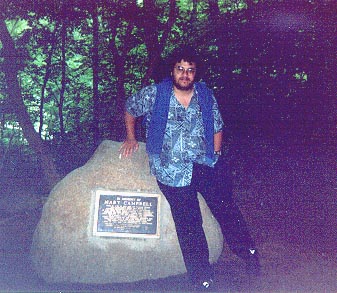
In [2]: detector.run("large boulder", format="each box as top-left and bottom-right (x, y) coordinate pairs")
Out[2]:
(31, 140), (223, 284)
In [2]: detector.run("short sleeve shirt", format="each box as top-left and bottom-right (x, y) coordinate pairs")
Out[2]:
(126, 84), (224, 187)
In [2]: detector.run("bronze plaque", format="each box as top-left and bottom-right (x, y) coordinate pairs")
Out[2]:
(93, 190), (160, 238)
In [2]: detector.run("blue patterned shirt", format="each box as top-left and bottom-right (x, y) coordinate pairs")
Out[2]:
(126, 84), (224, 187)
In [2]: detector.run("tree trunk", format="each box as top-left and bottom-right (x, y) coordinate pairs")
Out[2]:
(105, 0), (177, 140)
(59, 18), (67, 140)
(92, 2), (101, 145)
(142, 0), (176, 85)
(107, 16), (132, 140)
(0, 19), (61, 191)
(39, 29), (57, 137)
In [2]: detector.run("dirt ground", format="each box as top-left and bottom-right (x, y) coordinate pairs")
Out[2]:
(0, 130), (336, 292)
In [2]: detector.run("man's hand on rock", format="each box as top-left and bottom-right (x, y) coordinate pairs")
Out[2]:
(119, 138), (139, 158)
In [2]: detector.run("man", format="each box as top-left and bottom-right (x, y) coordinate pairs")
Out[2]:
(120, 47), (260, 290)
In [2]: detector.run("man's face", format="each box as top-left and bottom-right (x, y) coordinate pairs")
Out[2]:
(172, 59), (197, 91)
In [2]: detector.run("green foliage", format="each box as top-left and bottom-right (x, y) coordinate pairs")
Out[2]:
(0, 0), (334, 167)
(5, 18), (31, 39)
(293, 71), (308, 82)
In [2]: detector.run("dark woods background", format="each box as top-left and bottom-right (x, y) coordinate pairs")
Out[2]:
(0, 0), (335, 193)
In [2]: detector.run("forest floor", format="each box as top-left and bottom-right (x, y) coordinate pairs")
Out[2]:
(0, 126), (336, 292)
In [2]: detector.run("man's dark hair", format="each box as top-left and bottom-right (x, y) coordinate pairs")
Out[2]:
(168, 46), (200, 69)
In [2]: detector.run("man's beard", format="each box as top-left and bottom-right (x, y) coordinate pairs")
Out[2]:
(173, 77), (194, 91)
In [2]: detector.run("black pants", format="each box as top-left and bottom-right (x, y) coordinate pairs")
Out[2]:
(157, 156), (256, 282)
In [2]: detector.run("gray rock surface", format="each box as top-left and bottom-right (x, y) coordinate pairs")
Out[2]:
(30, 140), (223, 284)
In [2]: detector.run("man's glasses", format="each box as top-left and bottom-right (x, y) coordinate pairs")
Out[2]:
(175, 66), (196, 75)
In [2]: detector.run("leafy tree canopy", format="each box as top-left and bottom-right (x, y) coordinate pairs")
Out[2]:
(0, 0), (335, 188)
